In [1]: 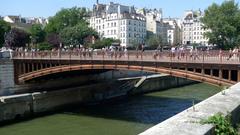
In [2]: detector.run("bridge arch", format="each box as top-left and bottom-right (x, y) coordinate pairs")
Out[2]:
(18, 64), (235, 86)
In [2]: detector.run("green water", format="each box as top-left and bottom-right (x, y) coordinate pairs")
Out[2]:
(0, 83), (220, 135)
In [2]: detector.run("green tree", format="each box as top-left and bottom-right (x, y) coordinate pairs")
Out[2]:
(45, 7), (90, 34)
(201, 0), (240, 49)
(59, 22), (98, 47)
(30, 24), (46, 44)
(0, 20), (11, 47)
(90, 38), (120, 49)
(37, 42), (52, 51)
(146, 35), (162, 49)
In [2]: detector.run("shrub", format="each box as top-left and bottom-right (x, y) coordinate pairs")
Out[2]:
(38, 42), (52, 51)
(201, 113), (237, 135)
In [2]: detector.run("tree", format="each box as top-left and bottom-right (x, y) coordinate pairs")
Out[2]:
(4, 28), (30, 48)
(37, 42), (52, 50)
(59, 22), (98, 47)
(46, 33), (61, 48)
(0, 20), (11, 47)
(30, 24), (46, 44)
(146, 35), (162, 49)
(90, 38), (120, 49)
(44, 7), (90, 34)
(201, 0), (240, 49)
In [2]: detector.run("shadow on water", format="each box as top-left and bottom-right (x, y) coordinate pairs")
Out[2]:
(61, 95), (201, 125)
(0, 95), (200, 127)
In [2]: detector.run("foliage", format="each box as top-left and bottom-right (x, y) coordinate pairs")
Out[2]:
(0, 20), (11, 47)
(37, 42), (52, 51)
(201, 0), (240, 49)
(129, 39), (139, 49)
(44, 7), (90, 34)
(46, 33), (61, 48)
(59, 22), (98, 47)
(146, 35), (162, 49)
(201, 113), (237, 135)
(4, 28), (30, 48)
(90, 38), (120, 49)
(30, 24), (46, 44)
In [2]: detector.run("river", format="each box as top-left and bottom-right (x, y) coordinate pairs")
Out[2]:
(0, 83), (220, 135)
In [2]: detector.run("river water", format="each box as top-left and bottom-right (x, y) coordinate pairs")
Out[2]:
(0, 83), (219, 135)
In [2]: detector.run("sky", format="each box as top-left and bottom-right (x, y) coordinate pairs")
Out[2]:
(0, 0), (238, 18)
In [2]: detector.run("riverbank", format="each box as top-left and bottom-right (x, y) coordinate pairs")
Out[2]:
(0, 83), (219, 135)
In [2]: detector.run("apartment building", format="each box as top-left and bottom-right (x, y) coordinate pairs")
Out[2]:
(89, 2), (146, 47)
(163, 18), (182, 46)
(182, 10), (209, 45)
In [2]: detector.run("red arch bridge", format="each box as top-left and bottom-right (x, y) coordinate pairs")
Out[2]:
(12, 50), (240, 86)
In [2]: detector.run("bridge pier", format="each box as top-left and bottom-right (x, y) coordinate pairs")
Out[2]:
(238, 70), (240, 82)
(228, 70), (231, 81)
(219, 69), (223, 79)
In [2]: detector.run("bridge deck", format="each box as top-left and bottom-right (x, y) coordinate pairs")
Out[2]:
(11, 50), (240, 86)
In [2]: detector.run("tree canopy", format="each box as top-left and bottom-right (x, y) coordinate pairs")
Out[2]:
(4, 28), (30, 48)
(0, 20), (11, 47)
(44, 7), (90, 34)
(46, 33), (61, 48)
(90, 38), (120, 49)
(30, 24), (46, 44)
(146, 35), (162, 49)
(201, 0), (240, 49)
(59, 22), (98, 47)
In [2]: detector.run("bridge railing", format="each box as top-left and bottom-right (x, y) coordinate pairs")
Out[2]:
(12, 50), (240, 64)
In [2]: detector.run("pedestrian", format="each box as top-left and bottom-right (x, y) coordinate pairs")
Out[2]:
(227, 48), (233, 60)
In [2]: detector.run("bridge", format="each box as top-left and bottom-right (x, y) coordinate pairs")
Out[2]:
(12, 50), (240, 86)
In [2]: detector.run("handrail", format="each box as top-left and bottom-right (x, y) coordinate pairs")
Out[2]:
(12, 50), (240, 64)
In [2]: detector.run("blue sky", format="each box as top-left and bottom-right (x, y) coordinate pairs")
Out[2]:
(0, 0), (237, 18)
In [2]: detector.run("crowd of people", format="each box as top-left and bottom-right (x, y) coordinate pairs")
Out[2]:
(6, 45), (240, 61)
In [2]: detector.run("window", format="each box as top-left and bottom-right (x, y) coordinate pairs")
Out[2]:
(129, 33), (131, 37)
(129, 20), (131, 25)
(114, 22), (116, 27)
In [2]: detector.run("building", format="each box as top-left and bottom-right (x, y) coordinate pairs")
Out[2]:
(3, 15), (48, 25)
(163, 18), (182, 46)
(89, 2), (146, 47)
(3, 15), (23, 23)
(182, 10), (209, 45)
(137, 8), (183, 46)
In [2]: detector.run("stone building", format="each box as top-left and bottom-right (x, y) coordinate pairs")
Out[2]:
(89, 1), (146, 47)
(182, 10), (209, 45)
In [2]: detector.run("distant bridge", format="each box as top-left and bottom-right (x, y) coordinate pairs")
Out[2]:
(12, 50), (240, 86)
